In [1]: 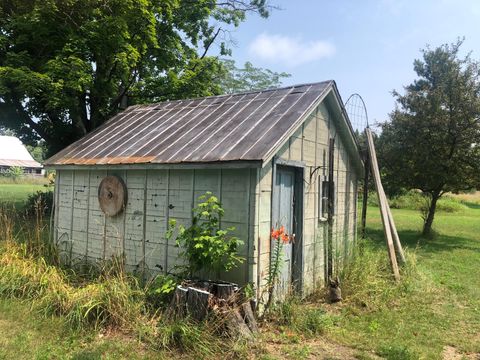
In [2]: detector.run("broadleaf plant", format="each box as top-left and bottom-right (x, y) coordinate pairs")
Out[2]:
(169, 192), (244, 278)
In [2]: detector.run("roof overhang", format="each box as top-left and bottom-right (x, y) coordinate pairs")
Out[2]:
(44, 160), (262, 171)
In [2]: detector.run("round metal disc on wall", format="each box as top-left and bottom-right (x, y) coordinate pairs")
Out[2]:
(98, 175), (127, 217)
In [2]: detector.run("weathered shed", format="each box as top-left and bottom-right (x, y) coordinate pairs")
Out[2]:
(45, 81), (362, 296)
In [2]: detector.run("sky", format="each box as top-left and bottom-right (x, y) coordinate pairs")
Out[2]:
(219, 0), (480, 125)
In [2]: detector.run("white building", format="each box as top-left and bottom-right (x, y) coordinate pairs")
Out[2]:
(0, 136), (43, 175)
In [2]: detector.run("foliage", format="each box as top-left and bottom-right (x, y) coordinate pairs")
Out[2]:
(0, 0), (271, 155)
(0, 166), (24, 180)
(219, 59), (290, 93)
(25, 142), (47, 163)
(170, 192), (244, 278)
(145, 274), (178, 309)
(24, 190), (54, 216)
(377, 39), (480, 235)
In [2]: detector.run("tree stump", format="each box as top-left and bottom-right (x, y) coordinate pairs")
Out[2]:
(186, 287), (211, 321)
(168, 285), (188, 319)
(214, 283), (236, 301)
(223, 308), (253, 339)
(167, 281), (257, 340)
(241, 302), (258, 333)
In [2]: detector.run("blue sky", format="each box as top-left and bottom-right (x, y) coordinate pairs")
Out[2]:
(219, 0), (480, 124)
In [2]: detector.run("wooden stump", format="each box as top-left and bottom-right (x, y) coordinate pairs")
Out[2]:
(223, 308), (253, 339)
(167, 281), (257, 340)
(186, 287), (211, 321)
(168, 285), (188, 319)
(214, 283), (236, 301)
(241, 302), (258, 333)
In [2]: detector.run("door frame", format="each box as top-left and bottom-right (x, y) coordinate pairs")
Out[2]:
(271, 156), (305, 293)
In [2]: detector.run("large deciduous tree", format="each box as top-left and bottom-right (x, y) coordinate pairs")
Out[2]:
(378, 40), (480, 236)
(219, 59), (290, 94)
(0, 0), (271, 155)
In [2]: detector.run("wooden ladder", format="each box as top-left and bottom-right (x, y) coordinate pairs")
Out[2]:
(365, 128), (405, 281)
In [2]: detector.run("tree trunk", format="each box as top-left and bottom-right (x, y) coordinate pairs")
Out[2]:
(422, 192), (440, 236)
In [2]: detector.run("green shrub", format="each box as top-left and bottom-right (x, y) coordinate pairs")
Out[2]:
(145, 274), (178, 309)
(170, 192), (244, 277)
(24, 190), (53, 216)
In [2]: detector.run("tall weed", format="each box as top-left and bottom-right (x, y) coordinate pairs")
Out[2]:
(340, 239), (417, 312)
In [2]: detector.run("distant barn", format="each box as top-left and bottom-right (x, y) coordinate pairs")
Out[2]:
(0, 136), (43, 175)
(45, 81), (362, 297)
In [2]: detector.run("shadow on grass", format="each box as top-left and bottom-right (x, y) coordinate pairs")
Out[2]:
(460, 201), (480, 210)
(363, 228), (479, 255)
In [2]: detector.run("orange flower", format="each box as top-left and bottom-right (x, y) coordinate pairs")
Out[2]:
(281, 233), (289, 244)
(271, 228), (280, 239)
(279, 225), (285, 235)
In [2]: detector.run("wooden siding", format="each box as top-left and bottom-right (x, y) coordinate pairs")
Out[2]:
(255, 102), (358, 297)
(54, 168), (254, 284)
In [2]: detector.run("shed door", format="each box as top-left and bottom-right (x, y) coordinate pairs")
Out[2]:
(272, 167), (295, 296)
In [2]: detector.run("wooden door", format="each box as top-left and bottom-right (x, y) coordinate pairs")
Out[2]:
(272, 167), (295, 296)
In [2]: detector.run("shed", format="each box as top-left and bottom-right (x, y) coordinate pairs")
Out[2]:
(0, 136), (43, 175)
(45, 81), (362, 297)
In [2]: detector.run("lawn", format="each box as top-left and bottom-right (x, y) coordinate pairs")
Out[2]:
(0, 185), (479, 359)
(327, 204), (480, 359)
(0, 298), (159, 360)
(0, 183), (48, 209)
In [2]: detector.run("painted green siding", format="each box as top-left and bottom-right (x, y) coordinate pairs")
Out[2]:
(54, 168), (254, 284)
(254, 102), (358, 297)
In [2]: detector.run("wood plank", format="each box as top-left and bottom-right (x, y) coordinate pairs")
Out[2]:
(382, 189), (406, 264)
(365, 128), (400, 281)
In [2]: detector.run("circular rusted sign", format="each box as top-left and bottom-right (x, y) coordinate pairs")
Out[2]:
(98, 175), (127, 217)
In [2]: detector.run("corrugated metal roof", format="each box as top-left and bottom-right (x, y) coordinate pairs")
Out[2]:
(46, 81), (336, 166)
(0, 136), (42, 168)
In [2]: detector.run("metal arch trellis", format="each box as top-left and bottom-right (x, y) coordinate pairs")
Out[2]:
(345, 93), (370, 238)
(345, 93), (369, 135)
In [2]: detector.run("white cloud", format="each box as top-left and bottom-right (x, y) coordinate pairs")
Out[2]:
(248, 33), (335, 67)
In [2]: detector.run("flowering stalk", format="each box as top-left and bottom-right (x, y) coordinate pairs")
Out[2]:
(265, 225), (291, 311)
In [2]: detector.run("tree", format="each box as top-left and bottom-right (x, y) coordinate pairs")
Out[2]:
(0, 0), (272, 155)
(219, 59), (290, 93)
(378, 40), (480, 236)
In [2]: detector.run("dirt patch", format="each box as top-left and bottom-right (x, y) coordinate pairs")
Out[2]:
(442, 346), (480, 360)
(259, 336), (381, 359)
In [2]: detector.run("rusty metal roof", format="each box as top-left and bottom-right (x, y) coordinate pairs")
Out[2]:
(46, 81), (336, 166)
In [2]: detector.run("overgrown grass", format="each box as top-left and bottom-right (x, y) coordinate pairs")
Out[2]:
(340, 240), (417, 312)
(268, 296), (335, 337)
(0, 241), (147, 330)
(0, 176), (49, 185)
